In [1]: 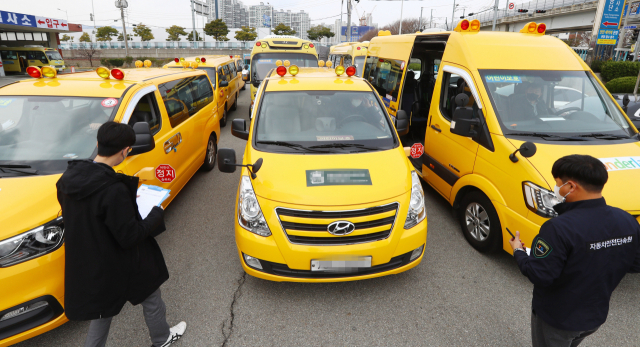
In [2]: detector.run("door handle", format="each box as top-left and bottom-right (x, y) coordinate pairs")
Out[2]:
(431, 124), (442, 133)
(164, 132), (182, 154)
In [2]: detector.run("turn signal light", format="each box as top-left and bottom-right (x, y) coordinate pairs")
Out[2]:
(41, 66), (57, 78)
(135, 60), (144, 68)
(201, 57), (206, 63)
(111, 68), (125, 80)
(345, 66), (356, 77)
(335, 65), (345, 76)
(289, 65), (299, 76)
(326, 60), (333, 68)
(174, 58), (180, 63)
(318, 60), (325, 67)
(276, 66), (287, 77)
(96, 66), (111, 79)
(26, 66), (42, 78)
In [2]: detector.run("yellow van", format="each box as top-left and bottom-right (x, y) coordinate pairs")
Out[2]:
(0, 47), (66, 73)
(247, 35), (319, 116)
(217, 63), (427, 282)
(0, 63), (220, 345)
(364, 21), (640, 254)
(328, 41), (369, 76)
(164, 55), (240, 126)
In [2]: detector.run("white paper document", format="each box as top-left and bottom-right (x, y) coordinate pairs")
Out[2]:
(137, 185), (170, 219)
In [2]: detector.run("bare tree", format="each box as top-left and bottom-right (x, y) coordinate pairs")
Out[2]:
(565, 31), (591, 48)
(75, 42), (101, 67)
(359, 18), (422, 42)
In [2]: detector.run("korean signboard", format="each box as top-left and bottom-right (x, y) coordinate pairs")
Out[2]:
(596, 0), (625, 45)
(0, 11), (68, 31)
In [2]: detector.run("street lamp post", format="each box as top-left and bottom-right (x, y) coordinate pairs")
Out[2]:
(56, 8), (68, 22)
(115, 0), (129, 57)
(419, 7), (429, 31)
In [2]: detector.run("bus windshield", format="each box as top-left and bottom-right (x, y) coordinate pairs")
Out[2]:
(0, 96), (116, 172)
(251, 53), (318, 81)
(480, 70), (636, 139)
(45, 51), (63, 61)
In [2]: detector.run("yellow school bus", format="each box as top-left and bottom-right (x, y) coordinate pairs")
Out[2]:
(328, 41), (369, 77)
(0, 47), (66, 73)
(248, 35), (319, 116)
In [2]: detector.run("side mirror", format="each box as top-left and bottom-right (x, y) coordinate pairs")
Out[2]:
(231, 119), (249, 140)
(509, 141), (537, 163)
(395, 110), (409, 136)
(129, 122), (155, 156)
(218, 148), (237, 173)
(219, 80), (229, 88)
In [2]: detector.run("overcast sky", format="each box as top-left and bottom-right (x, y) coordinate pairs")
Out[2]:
(3, 0), (511, 41)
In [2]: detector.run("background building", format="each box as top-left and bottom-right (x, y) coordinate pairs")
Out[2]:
(207, 0), (248, 29)
(290, 10), (310, 40)
(249, 2), (273, 29)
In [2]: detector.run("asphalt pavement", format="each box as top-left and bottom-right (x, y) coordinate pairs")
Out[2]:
(16, 92), (640, 347)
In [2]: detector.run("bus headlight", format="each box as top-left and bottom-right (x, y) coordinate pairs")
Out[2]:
(404, 171), (426, 229)
(238, 176), (271, 236)
(522, 181), (559, 218)
(0, 217), (64, 267)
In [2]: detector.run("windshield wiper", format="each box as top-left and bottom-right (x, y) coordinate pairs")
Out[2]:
(506, 132), (588, 141)
(256, 141), (331, 153)
(0, 164), (38, 176)
(577, 133), (630, 140)
(308, 143), (384, 151)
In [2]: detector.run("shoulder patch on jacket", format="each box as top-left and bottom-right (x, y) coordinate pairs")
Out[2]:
(534, 238), (552, 258)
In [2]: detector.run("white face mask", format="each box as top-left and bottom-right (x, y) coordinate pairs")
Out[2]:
(553, 181), (570, 203)
(351, 99), (362, 107)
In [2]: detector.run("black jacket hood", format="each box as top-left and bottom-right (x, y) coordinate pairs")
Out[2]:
(57, 160), (119, 200)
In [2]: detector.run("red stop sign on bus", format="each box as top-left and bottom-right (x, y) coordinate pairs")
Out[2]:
(155, 164), (176, 183)
(410, 143), (424, 159)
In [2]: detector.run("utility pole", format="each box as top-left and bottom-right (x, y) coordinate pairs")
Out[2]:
(347, 0), (352, 42)
(115, 0), (129, 57)
(399, 0), (404, 34)
(450, 0), (457, 31)
(419, 7), (423, 32)
(492, 0), (499, 31)
(191, 0), (197, 46)
(339, 0), (344, 43)
(430, 9), (433, 28)
(91, 0), (97, 43)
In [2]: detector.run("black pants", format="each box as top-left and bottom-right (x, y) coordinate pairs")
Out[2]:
(531, 310), (599, 347)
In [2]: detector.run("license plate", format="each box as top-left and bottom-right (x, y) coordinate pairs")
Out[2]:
(311, 256), (372, 272)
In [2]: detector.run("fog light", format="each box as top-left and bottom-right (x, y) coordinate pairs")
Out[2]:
(243, 253), (263, 270)
(0, 301), (48, 322)
(410, 245), (424, 262)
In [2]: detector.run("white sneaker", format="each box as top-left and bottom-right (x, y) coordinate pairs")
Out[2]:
(158, 322), (186, 347)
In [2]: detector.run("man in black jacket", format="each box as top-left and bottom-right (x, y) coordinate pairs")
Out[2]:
(509, 155), (640, 347)
(57, 122), (186, 347)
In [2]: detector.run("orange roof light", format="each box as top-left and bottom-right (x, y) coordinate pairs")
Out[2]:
(96, 66), (111, 79)
(26, 66), (42, 78)
(519, 22), (546, 35)
(318, 60), (325, 67)
(470, 19), (480, 31)
(135, 60), (144, 68)
(326, 60), (333, 68)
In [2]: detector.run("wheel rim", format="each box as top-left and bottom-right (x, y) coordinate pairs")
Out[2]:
(464, 202), (490, 242)
(207, 138), (216, 164)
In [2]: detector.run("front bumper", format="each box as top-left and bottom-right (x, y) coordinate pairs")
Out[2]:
(0, 246), (67, 346)
(235, 194), (428, 282)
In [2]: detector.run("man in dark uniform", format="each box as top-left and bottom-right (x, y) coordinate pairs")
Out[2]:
(509, 154), (640, 347)
(509, 83), (552, 120)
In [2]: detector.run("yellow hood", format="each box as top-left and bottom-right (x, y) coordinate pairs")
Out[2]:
(0, 175), (61, 239)
(247, 148), (412, 206)
(517, 140), (640, 213)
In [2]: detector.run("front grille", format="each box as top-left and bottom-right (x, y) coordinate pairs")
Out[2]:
(275, 203), (399, 246)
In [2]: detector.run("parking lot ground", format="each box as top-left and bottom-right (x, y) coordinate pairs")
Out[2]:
(16, 92), (640, 347)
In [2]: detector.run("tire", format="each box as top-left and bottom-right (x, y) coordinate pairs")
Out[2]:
(220, 108), (228, 127)
(230, 94), (238, 111)
(200, 133), (217, 172)
(458, 191), (502, 253)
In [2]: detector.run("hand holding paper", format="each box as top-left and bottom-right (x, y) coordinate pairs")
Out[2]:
(137, 185), (170, 218)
